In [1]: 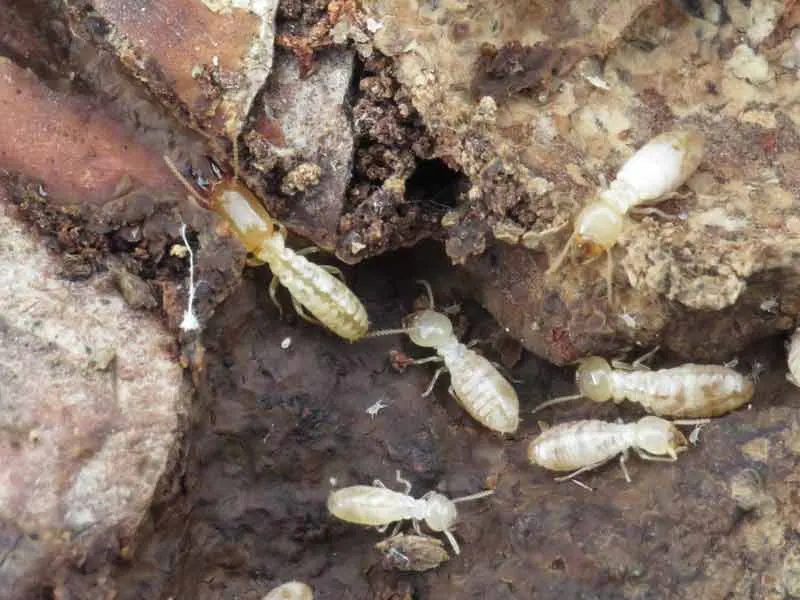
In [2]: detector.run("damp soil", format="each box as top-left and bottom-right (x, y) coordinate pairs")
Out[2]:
(97, 244), (799, 600)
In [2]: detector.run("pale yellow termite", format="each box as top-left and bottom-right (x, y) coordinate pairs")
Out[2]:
(545, 129), (705, 303)
(527, 416), (702, 484)
(326, 470), (494, 555)
(262, 581), (313, 600)
(532, 347), (755, 418)
(163, 155), (369, 341)
(786, 327), (800, 387)
(367, 281), (520, 433)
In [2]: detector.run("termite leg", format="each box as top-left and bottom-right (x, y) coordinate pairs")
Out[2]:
(416, 279), (436, 310)
(373, 478), (387, 488)
(291, 295), (323, 326)
(569, 478), (594, 492)
(530, 393), (584, 415)
(628, 206), (679, 220)
(268, 276), (285, 317)
(320, 264), (345, 281)
(443, 529), (461, 555)
(545, 231), (577, 276)
(389, 521), (404, 537)
(395, 470), (413, 495)
(633, 448), (679, 463)
(612, 346), (660, 371)
(618, 450), (632, 483)
(375, 523), (390, 533)
(411, 520), (423, 535)
(295, 246), (319, 257)
(246, 256), (267, 267)
(422, 366), (447, 397)
(554, 456), (615, 483)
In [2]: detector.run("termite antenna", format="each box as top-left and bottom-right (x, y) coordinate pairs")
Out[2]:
(443, 529), (461, 555)
(163, 155), (210, 209)
(530, 393), (584, 414)
(416, 279), (436, 310)
(232, 135), (240, 182)
(451, 489), (495, 504)
(365, 327), (409, 338)
(545, 231), (576, 275)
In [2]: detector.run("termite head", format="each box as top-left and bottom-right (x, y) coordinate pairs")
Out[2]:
(575, 356), (613, 402)
(403, 310), (453, 348)
(574, 200), (625, 257)
(211, 182), (279, 254)
(422, 492), (458, 532)
(635, 416), (688, 459)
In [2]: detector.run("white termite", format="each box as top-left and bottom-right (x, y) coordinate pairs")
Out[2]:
(262, 581), (313, 600)
(532, 347), (755, 418)
(527, 416), (704, 484)
(546, 129), (705, 303)
(366, 281), (520, 433)
(163, 155), (369, 341)
(326, 470), (494, 555)
(787, 327), (800, 387)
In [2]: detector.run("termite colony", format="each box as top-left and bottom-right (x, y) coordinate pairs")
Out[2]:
(167, 125), (791, 585)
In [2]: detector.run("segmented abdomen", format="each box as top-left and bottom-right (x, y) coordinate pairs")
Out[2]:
(788, 328), (800, 387)
(527, 420), (629, 471)
(327, 486), (417, 525)
(445, 346), (519, 433)
(612, 364), (753, 417)
(270, 248), (369, 341)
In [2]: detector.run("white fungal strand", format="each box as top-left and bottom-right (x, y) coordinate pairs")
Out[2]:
(534, 355), (754, 418)
(527, 416), (690, 482)
(787, 327), (800, 387)
(262, 581), (313, 600)
(326, 471), (494, 555)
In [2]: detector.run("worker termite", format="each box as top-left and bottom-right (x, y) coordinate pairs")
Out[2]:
(546, 129), (705, 302)
(527, 416), (706, 485)
(262, 581), (313, 600)
(532, 347), (755, 418)
(326, 470), (494, 554)
(367, 281), (520, 433)
(163, 154), (369, 341)
(786, 327), (800, 387)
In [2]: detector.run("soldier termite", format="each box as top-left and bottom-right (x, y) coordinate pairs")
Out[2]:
(326, 470), (494, 555)
(527, 416), (706, 485)
(163, 153), (369, 341)
(545, 129), (705, 303)
(367, 281), (520, 433)
(262, 581), (313, 600)
(532, 347), (755, 418)
(786, 327), (800, 387)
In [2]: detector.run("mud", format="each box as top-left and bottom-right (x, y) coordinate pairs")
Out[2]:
(100, 253), (799, 600)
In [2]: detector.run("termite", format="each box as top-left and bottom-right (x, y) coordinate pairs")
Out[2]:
(367, 281), (520, 433)
(532, 347), (755, 418)
(263, 581), (313, 600)
(527, 416), (705, 484)
(787, 327), (800, 387)
(326, 470), (494, 555)
(163, 152), (369, 341)
(546, 129), (705, 303)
